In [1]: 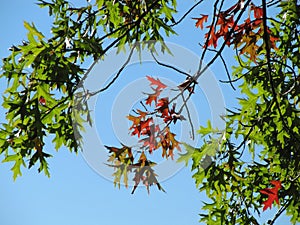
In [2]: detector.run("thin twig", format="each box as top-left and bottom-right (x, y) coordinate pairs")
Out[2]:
(170, 0), (205, 27)
(150, 51), (192, 78)
(199, 43), (236, 90)
(90, 43), (137, 96)
(262, 0), (295, 141)
(269, 198), (292, 225)
(180, 92), (195, 140)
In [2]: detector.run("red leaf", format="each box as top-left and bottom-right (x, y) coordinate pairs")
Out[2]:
(192, 14), (208, 29)
(156, 97), (169, 118)
(217, 15), (234, 45)
(259, 180), (282, 211)
(145, 88), (162, 106)
(140, 118), (153, 135)
(146, 76), (167, 90)
(127, 113), (153, 137)
(39, 96), (46, 106)
(139, 124), (158, 153)
(132, 118), (153, 137)
(251, 5), (264, 19)
(204, 26), (218, 48)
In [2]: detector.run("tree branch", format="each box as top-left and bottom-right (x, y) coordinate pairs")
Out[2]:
(194, 0), (252, 81)
(150, 51), (192, 78)
(199, 43), (236, 90)
(90, 42), (137, 96)
(170, 0), (204, 27)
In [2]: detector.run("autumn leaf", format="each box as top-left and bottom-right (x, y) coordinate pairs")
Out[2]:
(238, 32), (260, 61)
(192, 14), (208, 29)
(136, 109), (148, 119)
(251, 4), (264, 19)
(156, 97), (169, 118)
(144, 87), (162, 106)
(217, 14), (234, 40)
(130, 117), (153, 138)
(39, 96), (46, 106)
(127, 114), (141, 127)
(130, 152), (164, 194)
(204, 26), (218, 48)
(158, 127), (181, 159)
(259, 180), (282, 211)
(105, 144), (133, 163)
(146, 76), (167, 90)
(138, 151), (147, 166)
(139, 124), (158, 153)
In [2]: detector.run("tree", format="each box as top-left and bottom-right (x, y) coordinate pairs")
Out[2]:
(0, 0), (299, 224)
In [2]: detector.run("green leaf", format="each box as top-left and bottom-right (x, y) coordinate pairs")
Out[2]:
(197, 120), (220, 137)
(177, 143), (196, 166)
(24, 21), (44, 41)
(3, 154), (25, 180)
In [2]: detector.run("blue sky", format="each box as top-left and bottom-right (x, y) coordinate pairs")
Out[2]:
(0, 1), (293, 225)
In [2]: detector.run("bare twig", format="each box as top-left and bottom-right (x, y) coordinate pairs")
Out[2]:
(170, 0), (205, 27)
(199, 43), (236, 90)
(198, 0), (221, 73)
(90, 43), (137, 96)
(261, 0), (298, 146)
(150, 51), (192, 78)
(269, 198), (292, 225)
(179, 92), (195, 140)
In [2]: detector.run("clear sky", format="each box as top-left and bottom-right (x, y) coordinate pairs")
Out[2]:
(0, 1), (293, 225)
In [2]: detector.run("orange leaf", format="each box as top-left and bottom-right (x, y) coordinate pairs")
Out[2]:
(136, 109), (148, 119)
(146, 76), (167, 90)
(192, 14), (208, 29)
(156, 97), (169, 118)
(127, 114), (141, 127)
(259, 180), (282, 211)
(144, 88), (162, 106)
(204, 26), (218, 48)
(238, 32), (260, 62)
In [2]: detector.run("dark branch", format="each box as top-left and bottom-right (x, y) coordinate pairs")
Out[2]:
(170, 0), (204, 27)
(198, 43), (236, 90)
(90, 43), (137, 96)
(150, 51), (192, 78)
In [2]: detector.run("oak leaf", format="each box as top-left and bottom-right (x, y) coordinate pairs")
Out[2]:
(204, 26), (218, 48)
(144, 88), (162, 106)
(259, 180), (282, 211)
(146, 76), (167, 90)
(192, 14), (208, 29)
